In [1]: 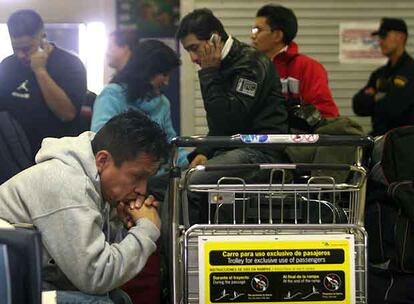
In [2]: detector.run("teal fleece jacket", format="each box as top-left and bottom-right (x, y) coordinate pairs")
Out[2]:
(91, 83), (188, 168)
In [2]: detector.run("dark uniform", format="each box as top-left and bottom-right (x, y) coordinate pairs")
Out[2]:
(352, 52), (414, 136)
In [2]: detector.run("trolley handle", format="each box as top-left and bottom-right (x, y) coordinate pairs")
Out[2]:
(196, 163), (353, 172)
(172, 134), (374, 148)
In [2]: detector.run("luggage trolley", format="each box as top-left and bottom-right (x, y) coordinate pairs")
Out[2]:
(168, 134), (373, 304)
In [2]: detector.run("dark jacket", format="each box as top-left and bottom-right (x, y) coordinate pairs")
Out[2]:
(190, 38), (288, 160)
(0, 111), (33, 184)
(352, 52), (414, 136)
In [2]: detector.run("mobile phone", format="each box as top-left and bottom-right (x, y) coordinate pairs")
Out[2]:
(38, 39), (46, 52)
(209, 33), (219, 46)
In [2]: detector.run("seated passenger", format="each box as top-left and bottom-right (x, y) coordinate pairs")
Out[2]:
(0, 111), (167, 302)
(251, 5), (339, 119)
(92, 39), (188, 170)
(177, 9), (289, 224)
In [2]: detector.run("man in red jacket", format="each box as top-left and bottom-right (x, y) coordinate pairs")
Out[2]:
(251, 4), (339, 118)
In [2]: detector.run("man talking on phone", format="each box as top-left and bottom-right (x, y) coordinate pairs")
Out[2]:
(0, 9), (86, 159)
(176, 8), (289, 224)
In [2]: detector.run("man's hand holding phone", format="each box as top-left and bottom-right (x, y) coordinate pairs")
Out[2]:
(200, 33), (222, 69)
(31, 40), (53, 73)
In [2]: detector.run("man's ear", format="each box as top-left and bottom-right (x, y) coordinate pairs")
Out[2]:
(122, 44), (131, 53)
(397, 32), (407, 44)
(95, 150), (111, 173)
(273, 29), (284, 44)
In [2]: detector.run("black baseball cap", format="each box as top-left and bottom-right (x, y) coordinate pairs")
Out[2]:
(372, 17), (408, 37)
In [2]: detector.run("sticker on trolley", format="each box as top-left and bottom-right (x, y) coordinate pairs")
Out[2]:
(209, 192), (235, 204)
(240, 134), (320, 144)
(198, 234), (356, 304)
(240, 134), (269, 143)
(290, 134), (320, 143)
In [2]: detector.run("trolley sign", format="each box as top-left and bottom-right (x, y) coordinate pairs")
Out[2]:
(198, 234), (355, 304)
(239, 134), (320, 144)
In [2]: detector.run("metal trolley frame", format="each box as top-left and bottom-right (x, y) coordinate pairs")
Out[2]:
(168, 134), (373, 304)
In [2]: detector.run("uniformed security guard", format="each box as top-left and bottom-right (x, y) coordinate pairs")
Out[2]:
(352, 17), (414, 136)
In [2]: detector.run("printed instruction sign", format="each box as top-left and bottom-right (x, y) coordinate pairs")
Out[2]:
(199, 235), (355, 304)
(339, 22), (386, 64)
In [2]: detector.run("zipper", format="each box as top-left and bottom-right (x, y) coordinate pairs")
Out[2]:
(384, 271), (394, 302)
(389, 180), (412, 197)
(401, 219), (409, 272)
(389, 181), (413, 272)
(393, 211), (400, 268)
(377, 202), (385, 260)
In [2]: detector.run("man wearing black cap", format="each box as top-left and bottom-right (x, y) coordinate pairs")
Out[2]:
(353, 17), (414, 136)
(251, 4), (339, 121)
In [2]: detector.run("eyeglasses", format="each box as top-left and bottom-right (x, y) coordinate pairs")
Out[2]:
(251, 27), (276, 35)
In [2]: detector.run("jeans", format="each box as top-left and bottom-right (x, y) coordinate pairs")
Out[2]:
(56, 291), (113, 304)
(56, 289), (131, 304)
(187, 147), (287, 224)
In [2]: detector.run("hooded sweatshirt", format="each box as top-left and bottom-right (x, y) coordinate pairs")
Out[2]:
(0, 132), (160, 294)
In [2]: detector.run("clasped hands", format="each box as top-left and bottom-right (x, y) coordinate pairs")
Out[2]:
(116, 195), (161, 230)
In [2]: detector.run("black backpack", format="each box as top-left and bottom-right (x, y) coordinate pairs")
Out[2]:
(0, 224), (42, 304)
(0, 111), (33, 184)
(365, 126), (414, 272)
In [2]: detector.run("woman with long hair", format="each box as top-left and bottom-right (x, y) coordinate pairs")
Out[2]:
(92, 39), (188, 168)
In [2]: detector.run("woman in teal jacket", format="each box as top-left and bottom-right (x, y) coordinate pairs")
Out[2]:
(92, 39), (188, 169)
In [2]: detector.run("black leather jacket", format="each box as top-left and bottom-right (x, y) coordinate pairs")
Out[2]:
(190, 38), (288, 160)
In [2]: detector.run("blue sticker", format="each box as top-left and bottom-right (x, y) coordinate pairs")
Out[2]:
(240, 134), (269, 143)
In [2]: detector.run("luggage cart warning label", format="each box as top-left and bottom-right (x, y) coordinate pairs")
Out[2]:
(198, 235), (355, 304)
(239, 134), (320, 144)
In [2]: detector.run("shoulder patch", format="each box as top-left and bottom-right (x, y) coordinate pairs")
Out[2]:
(235, 78), (257, 97)
(394, 75), (408, 88)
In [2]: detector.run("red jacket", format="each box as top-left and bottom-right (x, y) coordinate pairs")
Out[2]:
(274, 42), (339, 117)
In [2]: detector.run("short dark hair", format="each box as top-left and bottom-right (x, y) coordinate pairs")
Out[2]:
(110, 29), (139, 51)
(176, 8), (229, 42)
(7, 9), (44, 38)
(256, 5), (298, 44)
(92, 110), (169, 167)
(111, 39), (180, 101)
